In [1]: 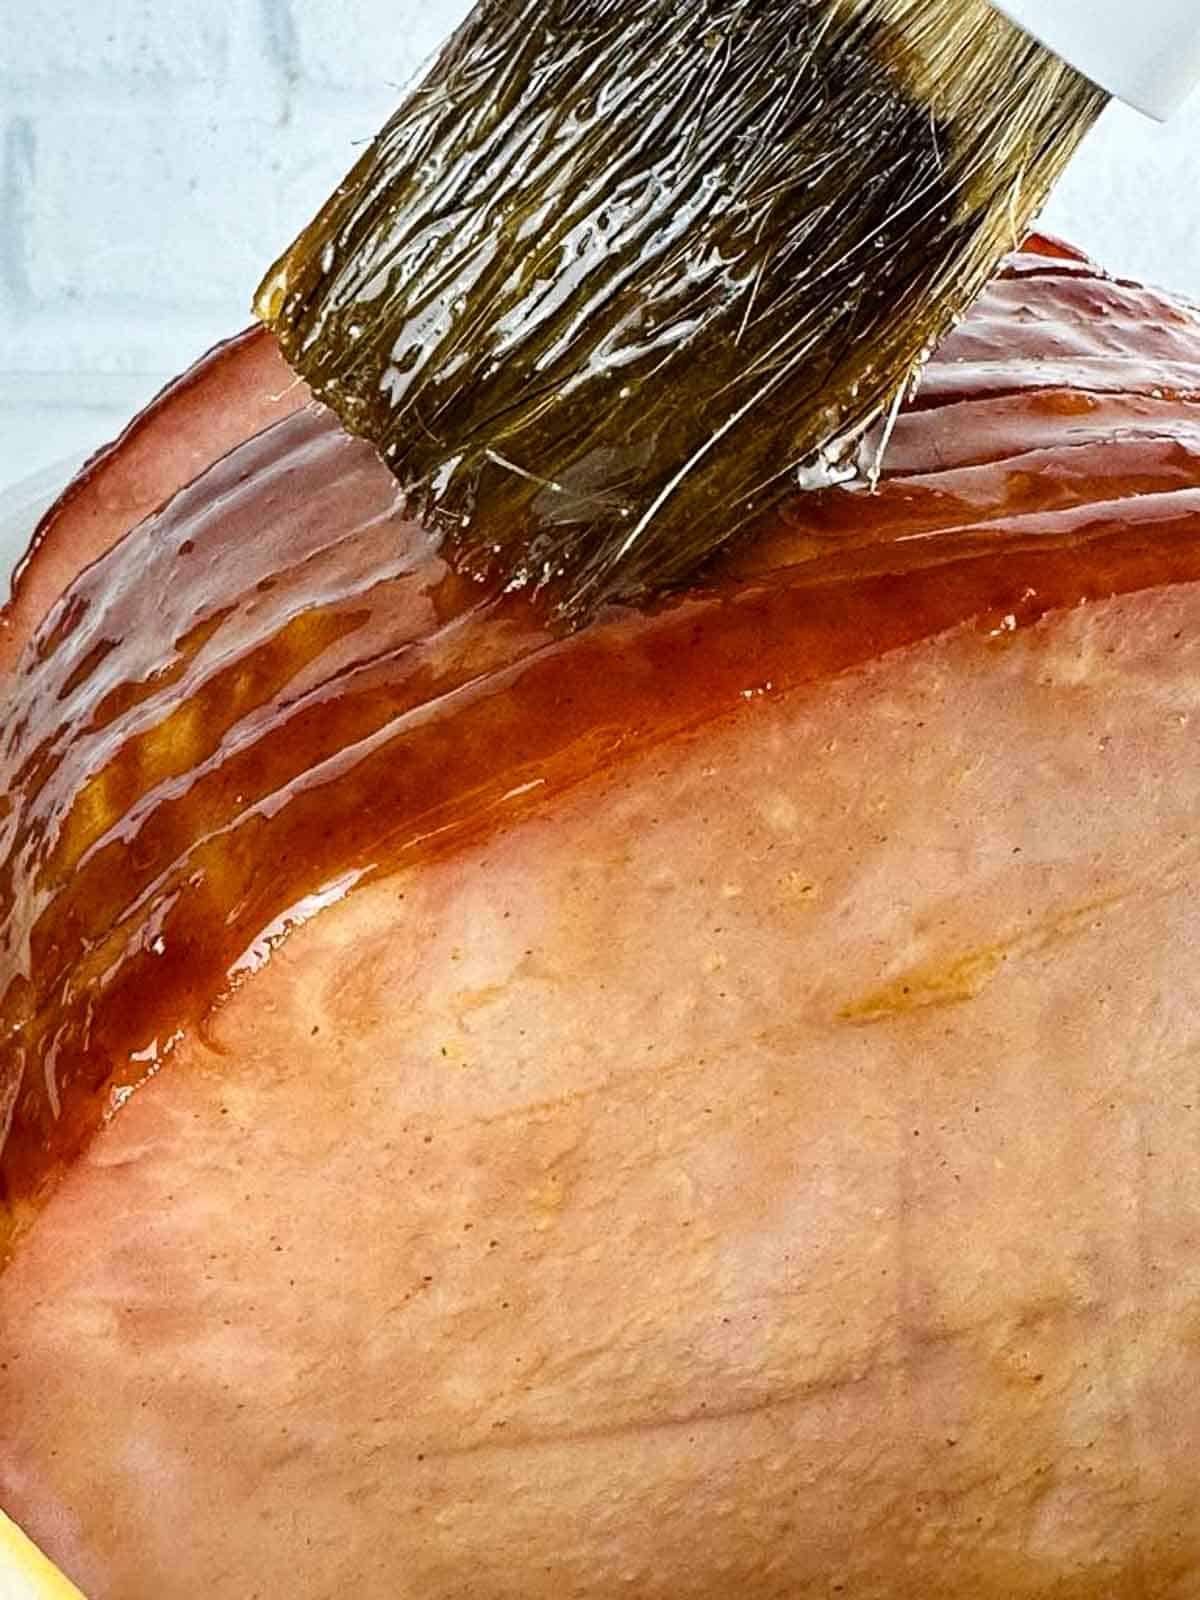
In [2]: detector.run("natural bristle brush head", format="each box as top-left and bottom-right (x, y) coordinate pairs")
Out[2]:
(256, 0), (1105, 624)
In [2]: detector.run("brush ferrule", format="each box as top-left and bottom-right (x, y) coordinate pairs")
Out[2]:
(992, 0), (1200, 118)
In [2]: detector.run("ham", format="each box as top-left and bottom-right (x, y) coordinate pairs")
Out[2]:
(2, 239), (1200, 1597)
(0, 328), (305, 679)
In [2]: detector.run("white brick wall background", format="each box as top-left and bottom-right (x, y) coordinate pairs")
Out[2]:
(3, 0), (1200, 495)
(0, 0), (471, 492)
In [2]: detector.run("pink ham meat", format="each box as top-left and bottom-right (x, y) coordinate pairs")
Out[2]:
(0, 328), (305, 678)
(3, 241), (1200, 1597)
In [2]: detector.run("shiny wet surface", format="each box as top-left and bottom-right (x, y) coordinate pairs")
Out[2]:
(3, 242), (1200, 1241)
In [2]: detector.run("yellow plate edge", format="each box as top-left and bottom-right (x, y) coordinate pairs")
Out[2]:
(0, 1510), (85, 1599)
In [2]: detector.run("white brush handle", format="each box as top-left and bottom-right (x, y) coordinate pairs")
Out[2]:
(991, 0), (1200, 119)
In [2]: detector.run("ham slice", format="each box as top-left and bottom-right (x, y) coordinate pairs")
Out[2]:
(0, 328), (305, 679)
(2, 240), (1200, 1597)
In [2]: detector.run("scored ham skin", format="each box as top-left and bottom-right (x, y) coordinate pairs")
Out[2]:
(2, 240), (1200, 1595)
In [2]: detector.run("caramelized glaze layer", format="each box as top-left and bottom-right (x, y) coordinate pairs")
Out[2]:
(4, 241), (1200, 1242)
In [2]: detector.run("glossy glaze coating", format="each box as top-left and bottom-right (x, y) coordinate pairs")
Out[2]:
(3, 241), (1200, 1244)
(0, 326), (306, 679)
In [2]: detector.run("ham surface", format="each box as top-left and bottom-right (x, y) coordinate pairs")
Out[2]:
(2, 241), (1200, 1597)
(0, 328), (305, 680)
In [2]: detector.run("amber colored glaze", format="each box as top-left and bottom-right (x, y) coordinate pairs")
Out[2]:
(3, 240), (1200, 1246)
(0, 326), (305, 678)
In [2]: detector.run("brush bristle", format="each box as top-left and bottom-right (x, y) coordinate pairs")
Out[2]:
(256, 0), (1104, 622)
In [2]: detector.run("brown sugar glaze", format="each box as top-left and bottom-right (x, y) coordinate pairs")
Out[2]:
(4, 238), (1200, 1248)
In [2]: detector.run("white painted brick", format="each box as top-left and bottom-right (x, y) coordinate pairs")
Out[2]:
(1, 115), (37, 310)
(0, 0), (230, 92)
(288, 0), (470, 92)
(0, 300), (237, 376)
(5, 0), (1200, 399)
(23, 105), (386, 314)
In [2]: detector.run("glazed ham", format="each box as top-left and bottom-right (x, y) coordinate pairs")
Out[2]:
(2, 240), (1200, 1597)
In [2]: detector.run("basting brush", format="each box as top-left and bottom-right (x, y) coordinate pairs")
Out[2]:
(255, 0), (1200, 623)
